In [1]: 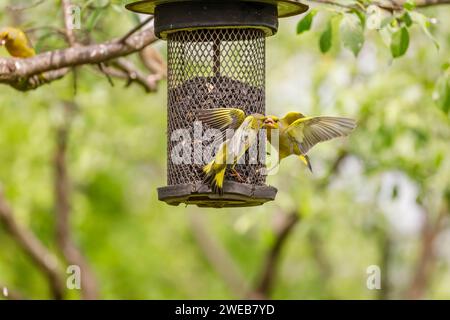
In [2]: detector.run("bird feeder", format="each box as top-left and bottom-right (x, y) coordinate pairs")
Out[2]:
(126, 0), (308, 208)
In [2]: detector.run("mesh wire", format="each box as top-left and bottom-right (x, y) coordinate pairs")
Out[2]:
(167, 28), (266, 186)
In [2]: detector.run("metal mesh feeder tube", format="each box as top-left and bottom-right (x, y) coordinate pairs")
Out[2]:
(126, 0), (309, 208)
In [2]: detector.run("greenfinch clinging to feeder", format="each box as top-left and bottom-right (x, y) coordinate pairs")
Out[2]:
(0, 27), (36, 58)
(200, 108), (357, 174)
(198, 108), (268, 193)
(263, 112), (357, 171)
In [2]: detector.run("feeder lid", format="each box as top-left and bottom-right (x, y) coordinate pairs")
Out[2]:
(126, 0), (308, 18)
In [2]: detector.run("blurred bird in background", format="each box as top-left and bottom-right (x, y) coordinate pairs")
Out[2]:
(264, 112), (357, 172)
(198, 108), (269, 193)
(0, 27), (36, 58)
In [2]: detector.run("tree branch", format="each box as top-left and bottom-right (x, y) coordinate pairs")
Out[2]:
(113, 58), (159, 92)
(119, 16), (154, 44)
(406, 204), (448, 299)
(61, 0), (77, 46)
(53, 102), (98, 300)
(0, 27), (157, 91)
(0, 191), (65, 299)
(188, 212), (250, 298)
(253, 212), (299, 298)
(0, 284), (25, 300)
(310, 0), (450, 12)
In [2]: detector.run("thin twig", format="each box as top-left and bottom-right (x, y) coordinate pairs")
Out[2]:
(0, 191), (65, 299)
(53, 101), (99, 300)
(97, 62), (115, 87)
(61, 0), (77, 46)
(0, 284), (25, 300)
(406, 204), (448, 299)
(61, 0), (79, 94)
(0, 27), (157, 91)
(253, 212), (299, 298)
(189, 212), (250, 298)
(310, 0), (450, 12)
(113, 58), (158, 92)
(119, 16), (154, 44)
(139, 45), (167, 79)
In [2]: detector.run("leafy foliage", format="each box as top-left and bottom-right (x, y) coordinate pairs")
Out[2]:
(0, 0), (449, 300)
(390, 27), (409, 58)
(295, 1), (441, 58)
(319, 22), (333, 53)
(297, 10), (317, 34)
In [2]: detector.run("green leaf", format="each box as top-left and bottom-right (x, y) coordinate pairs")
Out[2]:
(351, 9), (366, 27)
(319, 22), (333, 53)
(296, 10), (316, 35)
(390, 27), (409, 58)
(403, 0), (416, 11)
(409, 11), (439, 49)
(402, 12), (413, 27)
(340, 14), (365, 57)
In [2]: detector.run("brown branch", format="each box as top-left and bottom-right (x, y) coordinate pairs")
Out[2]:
(112, 58), (159, 92)
(0, 191), (65, 299)
(119, 16), (154, 44)
(377, 230), (393, 300)
(61, 0), (77, 46)
(0, 27), (157, 91)
(0, 285), (25, 300)
(139, 45), (167, 81)
(53, 102), (98, 300)
(188, 211), (250, 298)
(406, 204), (448, 299)
(189, 209), (300, 300)
(317, 149), (349, 189)
(310, 0), (450, 12)
(253, 212), (299, 298)
(407, 0), (450, 7)
(307, 230), (333, 281)
(91, 60), (158, 93)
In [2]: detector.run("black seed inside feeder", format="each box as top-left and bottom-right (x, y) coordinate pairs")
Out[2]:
(126, 0), (309, 208)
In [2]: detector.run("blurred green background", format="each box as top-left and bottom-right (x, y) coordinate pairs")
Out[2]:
(0, 0), (449, 299)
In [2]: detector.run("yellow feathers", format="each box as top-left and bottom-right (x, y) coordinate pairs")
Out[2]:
(200, 110), (267, 193)
(265, 112), (357, 170)
(198, 108), (356, 193)
(0, 27), (36, 58)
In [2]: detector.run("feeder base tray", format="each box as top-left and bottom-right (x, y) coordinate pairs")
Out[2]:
(158, 182), (277, 208)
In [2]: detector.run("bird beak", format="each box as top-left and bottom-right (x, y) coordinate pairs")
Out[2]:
(0, 39), (6, 46)
(263, 117), (276, 129)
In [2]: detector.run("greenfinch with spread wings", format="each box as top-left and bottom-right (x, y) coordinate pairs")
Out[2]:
(264, 112), (356, 172)
(198, 108), (267, 193)
(0, 27), (36, 58)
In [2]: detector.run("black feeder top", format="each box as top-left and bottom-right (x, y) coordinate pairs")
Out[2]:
(126, 0), (309, 38)
(126, 0), (309, 208)
(126, 0), (308, 17)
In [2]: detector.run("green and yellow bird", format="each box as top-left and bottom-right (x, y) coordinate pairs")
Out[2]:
(0, 27), (36, 58)
(263, 112), (357, 171)
(198, 108), (268, 193)
(199, 108), (356, 175)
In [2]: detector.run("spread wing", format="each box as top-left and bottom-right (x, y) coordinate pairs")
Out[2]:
(285, 116), (356, 154)
(197, 108), (246, 131)
(227, 115), (260, 163)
